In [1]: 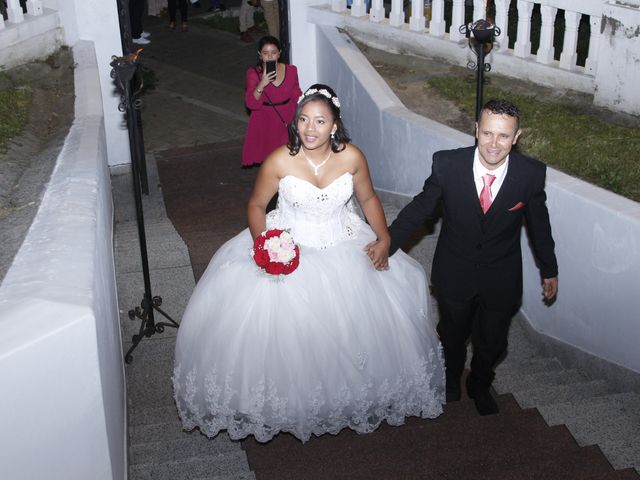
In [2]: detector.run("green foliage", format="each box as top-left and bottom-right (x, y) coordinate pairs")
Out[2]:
(0, 87), (32, 153)
(428, 76), (640, 202)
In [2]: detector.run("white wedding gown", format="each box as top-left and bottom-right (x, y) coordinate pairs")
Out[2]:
(173, 173), (445, 443)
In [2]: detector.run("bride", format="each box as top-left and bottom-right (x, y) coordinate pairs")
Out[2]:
(173, 84), (445, 443)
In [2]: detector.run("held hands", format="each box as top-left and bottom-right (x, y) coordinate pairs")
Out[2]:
(365, 238), (390, 271)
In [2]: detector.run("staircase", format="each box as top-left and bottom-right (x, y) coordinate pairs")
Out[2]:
(382, 199), (640, 475)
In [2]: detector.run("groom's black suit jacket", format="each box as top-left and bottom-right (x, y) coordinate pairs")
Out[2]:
(389, 146), (558, 309)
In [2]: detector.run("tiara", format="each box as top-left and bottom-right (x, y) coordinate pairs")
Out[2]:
(297, 88), (341, 109)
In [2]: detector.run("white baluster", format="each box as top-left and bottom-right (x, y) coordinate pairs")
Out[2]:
(0, 16), (4, 31)
(389, 0), (404, 27)
(536, 5), (557, 64)
(494, 0), (509, 52)
(513, 0), (533, 58)
(370, 0), (385, 22)
(410, 0), (426, 32)
(585, 15), (601, 75)
(430, 0), (446, 36)
(351, 0), (366, 17)
(332, 0), (347, 13)
(473, 0), (484, 22)
(29, 0), (44, 15)
(7, 0), (25, 23)
(449, 0), (466, 42)
(559, 10), (580, 70)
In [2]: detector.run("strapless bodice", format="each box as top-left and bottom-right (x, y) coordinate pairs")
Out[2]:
(266, 173), (365, 249)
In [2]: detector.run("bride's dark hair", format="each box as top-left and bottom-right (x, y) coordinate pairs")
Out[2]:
(287, 84), (351, 156)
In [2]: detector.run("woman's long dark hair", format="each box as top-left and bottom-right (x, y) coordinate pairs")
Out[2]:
(255, 36), (281, 71)
(287, 84), (350, 156)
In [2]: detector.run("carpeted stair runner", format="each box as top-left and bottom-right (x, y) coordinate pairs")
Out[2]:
(148, 144), (639, 479)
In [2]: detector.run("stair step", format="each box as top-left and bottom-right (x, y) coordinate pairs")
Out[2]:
(129, 449), (251, 480)
(496, 356), (563, 375)
(511, 379), (615, 408)
(494, 368), (587, 394)
(537, 392), (640, 471)
(130, 405), (181, 426)
(130, 419), (192, 444)
(131, 434), (241, 465)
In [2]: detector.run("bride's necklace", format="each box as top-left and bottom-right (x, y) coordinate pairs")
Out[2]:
(301, 147), (331, 176)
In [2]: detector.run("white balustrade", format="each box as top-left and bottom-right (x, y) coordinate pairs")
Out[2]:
(584, 15), (602, 75)
(494, 0), (510, 52)
(449, 0), (466, 42)
(430, 0), (446, 36)
(2, 0), (45, 29)
(536, 4), (557, 64)
(369, 0), (385, 23)
(513, 0), (533, 57)
(350, 0), (367, 17)
(409, 0), (426, 32)
(559, 10), (580, 70)
(473, 0), (484, 21)
(389, 0), (404, 27)
(332, 0), (347, 12)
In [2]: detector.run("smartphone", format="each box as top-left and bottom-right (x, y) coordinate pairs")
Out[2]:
(265, 60), (277, 76)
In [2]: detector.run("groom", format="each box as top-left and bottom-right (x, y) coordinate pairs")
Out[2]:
(383, 100), (558, 415)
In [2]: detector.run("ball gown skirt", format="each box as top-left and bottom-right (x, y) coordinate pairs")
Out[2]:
(173, 173), (445, 443)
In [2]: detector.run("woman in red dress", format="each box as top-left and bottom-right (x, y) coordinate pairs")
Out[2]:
(242, 36), (302, 167)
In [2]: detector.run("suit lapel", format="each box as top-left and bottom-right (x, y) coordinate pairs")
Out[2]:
(485, 154), (524, 220)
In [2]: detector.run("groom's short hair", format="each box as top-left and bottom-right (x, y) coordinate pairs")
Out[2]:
(482, 99), (520, 129)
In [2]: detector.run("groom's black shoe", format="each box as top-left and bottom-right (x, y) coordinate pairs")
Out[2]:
(466, 376), (499, 416)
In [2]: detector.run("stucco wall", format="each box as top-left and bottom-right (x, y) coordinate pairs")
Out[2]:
(0, 41), (125, 480)
(305, 23), (640, 374)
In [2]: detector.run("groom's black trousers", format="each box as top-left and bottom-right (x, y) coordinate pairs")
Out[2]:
(436, 294), (516, 391)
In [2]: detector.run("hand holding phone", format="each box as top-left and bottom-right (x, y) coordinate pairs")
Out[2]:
(265, 60), (277, 80)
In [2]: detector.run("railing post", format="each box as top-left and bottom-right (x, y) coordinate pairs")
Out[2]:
(369, 0), (385, 22)
(430, 0), (446, 36)
(449, 0), (466, 42)
(559, 10), (580, 70)
(513, 0), (533, 58)
(585, 15), (602, 75)
(536, 5), (557, 64)
(473, 0), (484, 21)
(7, 0), (25, 23)
(350, 0), (366, 17)
(494, 0), (509, 52)
(389, 0), (404, 27)
(409, 0), (426, 32)
(332, 0), (347, 13)
(29, 0), (44, 15)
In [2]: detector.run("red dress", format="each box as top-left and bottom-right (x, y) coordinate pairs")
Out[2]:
(242, 64), (302, 167)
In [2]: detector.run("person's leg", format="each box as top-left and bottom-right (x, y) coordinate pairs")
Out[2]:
(168, 0), (177, 26)
(130, 0), (144, 39)
(435, 294), (477, 401)
(239, 1), (255, 42)
(261, 0), (279, 39)
(179, 0), (188, 29)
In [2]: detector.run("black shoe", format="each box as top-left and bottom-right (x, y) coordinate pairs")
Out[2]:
(466, 376), (499, 416)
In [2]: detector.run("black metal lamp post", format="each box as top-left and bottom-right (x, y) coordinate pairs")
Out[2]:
(459, 19), (501, 122)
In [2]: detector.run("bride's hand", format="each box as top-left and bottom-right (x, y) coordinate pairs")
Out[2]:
(365, 239), (390, 271)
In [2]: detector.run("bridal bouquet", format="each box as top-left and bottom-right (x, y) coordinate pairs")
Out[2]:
(251, 229), (300, 276)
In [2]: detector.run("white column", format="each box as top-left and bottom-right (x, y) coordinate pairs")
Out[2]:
(494, 0), (509, 52)
(430, 0), (446, 36)
(584, 15), (601, 75)
(409, 0), (426, 32)
(513, 0), (533, 58)
(536, 5), (557, 65)
(389, 0), (404, 27)
(559, 10), (581, 70)
(332, 0), (347, 13)
(7, 0), (25, 23)
(350, 0), (366, 17)
(473, 0), (484, 22)
(369, 0), (385, 23)
(29, 0), (44, 15)
(449, 0), (466, 42)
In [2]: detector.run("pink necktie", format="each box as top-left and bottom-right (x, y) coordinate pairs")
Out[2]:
(480, 174), (496, 214)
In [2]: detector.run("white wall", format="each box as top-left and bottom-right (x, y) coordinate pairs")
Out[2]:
(289, 16), (640, 374)
(0, 41), (125, 480)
